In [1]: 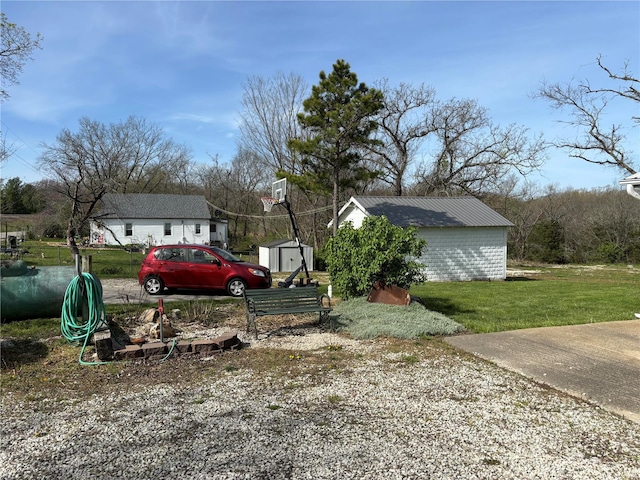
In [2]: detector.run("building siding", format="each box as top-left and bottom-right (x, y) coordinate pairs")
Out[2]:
(340, 206), (368, 229)
(92, 218), (211, 246)
(416, 227), (507, 281)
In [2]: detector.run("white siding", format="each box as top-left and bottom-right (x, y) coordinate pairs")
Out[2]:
(416, 227), (507, 281)
(339, 206), (368, 228)
(209, 221), (227, 244)
(91, 219), (211, 246)
(259, 241), (314, 273)
(259, 246), (278, 270)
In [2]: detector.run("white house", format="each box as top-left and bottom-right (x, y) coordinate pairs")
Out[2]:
(259, 239), (314, 273)
(620, 172), (640, 201)
(90, 194), (228, 247)
(333, 196), (514, 281)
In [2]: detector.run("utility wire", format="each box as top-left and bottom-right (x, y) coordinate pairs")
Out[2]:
(1, 121), (41, 174)
(206, 201), (334, 219)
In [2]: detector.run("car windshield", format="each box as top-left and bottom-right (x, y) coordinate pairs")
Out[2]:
(209, 246), (242, 262)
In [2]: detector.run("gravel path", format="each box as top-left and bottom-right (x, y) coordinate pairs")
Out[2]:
(99, 278), (233, 304)
(1, 333), (639, 479)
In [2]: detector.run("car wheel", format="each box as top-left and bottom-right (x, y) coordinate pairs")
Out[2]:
(226, 278), (247, 297)
(143, 275), (164, 295)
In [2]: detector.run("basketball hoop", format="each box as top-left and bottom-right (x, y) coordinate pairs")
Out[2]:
(261, 197), (279, 212)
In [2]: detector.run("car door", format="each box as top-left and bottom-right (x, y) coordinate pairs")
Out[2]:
(160, 247), (190, 287)
(185, 247), (225, 289)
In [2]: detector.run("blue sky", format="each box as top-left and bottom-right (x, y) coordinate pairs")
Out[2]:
(1, 1), (638, 191)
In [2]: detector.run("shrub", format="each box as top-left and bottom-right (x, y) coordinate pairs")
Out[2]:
(333, 297), (465, 339)
(526, 219), (566, 264)
(42, 222), (65, 238)
(324, 215), (426, 298)
(596, 242), (624, 264)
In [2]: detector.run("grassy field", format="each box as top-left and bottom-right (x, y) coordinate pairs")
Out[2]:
(410, 264), (639, 333)
(2, 240), (146, 277)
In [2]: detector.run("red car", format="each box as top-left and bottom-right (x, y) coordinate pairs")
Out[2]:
(138, 245), (271, 297)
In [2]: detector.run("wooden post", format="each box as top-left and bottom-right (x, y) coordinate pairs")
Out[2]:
(82, 255), (93, 274)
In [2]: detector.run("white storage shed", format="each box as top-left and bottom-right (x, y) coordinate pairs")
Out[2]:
(259, 239), (314, 273)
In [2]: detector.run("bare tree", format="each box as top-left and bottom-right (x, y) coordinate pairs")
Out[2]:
(368, 80), (437, 196)
(0, 13), (43, 102)
(485, 177), (541, 260)
(410, 98), (546, 196)
(197, 148), (271, 239)
(39, 116), (192, 254)
(238, 72), (310, 176)
(1, 13), (43, 162)
(535, 55), (638, 176)
(0, 130), (16, 163)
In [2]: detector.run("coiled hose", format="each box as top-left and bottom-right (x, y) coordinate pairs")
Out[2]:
(61, 273), (108, 365)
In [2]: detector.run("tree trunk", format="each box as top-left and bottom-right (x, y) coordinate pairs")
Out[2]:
(332, 166), (340, 236)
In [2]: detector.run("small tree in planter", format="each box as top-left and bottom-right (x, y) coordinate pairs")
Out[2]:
(325, 215), (426, 298)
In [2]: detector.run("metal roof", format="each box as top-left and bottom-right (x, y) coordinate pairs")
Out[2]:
(348, 196), (514, 228)
(261, 239), (310, 248)
(99, 194), (211, 220)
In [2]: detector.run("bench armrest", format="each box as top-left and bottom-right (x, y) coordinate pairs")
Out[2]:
(319, 293), (331, 309)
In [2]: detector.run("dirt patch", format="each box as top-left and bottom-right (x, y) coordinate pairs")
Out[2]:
(507, 268), (543, 277)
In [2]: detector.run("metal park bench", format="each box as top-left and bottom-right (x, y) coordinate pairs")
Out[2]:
(243, 286), (332, 339)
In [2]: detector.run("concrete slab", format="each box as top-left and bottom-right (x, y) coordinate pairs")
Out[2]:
(445, 320), (640, 424)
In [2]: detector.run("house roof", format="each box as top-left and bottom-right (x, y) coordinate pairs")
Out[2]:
(99, 194), (211, 220)
(340, 196), (514, 228)
(261, 239), (310, 248)
(620, 172), (640, 185)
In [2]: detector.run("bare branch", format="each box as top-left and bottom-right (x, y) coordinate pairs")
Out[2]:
(535, 56), (638, 175)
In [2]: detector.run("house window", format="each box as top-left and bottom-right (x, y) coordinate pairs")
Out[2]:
(195, 223), (201, 234)
(125, 223), (133, 236)
(164, 223), (172, 236)
(211, 224), (217, 233)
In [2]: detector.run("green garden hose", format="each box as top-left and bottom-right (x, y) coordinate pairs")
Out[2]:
(60, 273), (108, 365)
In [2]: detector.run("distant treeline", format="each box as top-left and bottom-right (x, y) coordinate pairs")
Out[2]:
(2, 177), (639, 265)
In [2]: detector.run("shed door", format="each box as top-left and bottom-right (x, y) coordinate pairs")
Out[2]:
(279, 247), (302, 272)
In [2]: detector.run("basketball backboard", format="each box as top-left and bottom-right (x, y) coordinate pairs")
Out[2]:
(272, 178), (287, 203)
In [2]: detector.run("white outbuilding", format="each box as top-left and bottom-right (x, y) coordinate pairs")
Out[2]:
(259, 239), (314, 273)
(332, 196), (514, 281)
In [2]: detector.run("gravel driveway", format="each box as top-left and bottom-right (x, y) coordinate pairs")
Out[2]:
(2, 276), (638, 478)
(99, 278), (231, 304)
(1, 332), (639, 479)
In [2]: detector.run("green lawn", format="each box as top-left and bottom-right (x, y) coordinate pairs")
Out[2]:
(2, 240), (145, 278)
(410, 265), (639, 333)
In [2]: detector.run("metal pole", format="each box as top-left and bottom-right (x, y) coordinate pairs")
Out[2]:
(282, 200), (310, 280)
(158, 298), (164, 343)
